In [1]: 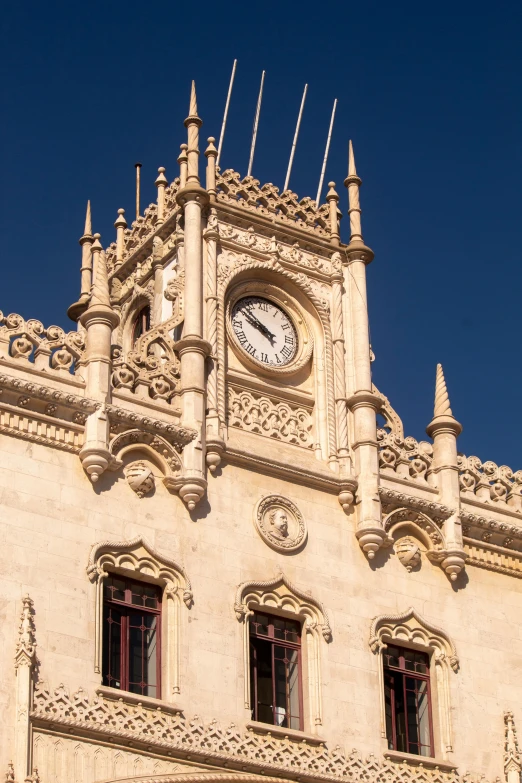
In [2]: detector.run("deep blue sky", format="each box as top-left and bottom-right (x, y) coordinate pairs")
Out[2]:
(0, 1), (520, 468)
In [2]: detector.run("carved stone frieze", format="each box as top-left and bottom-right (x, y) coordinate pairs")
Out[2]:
(458, 453), (522, 513)
(105, 404), (196, 447)
(228, 386), (313, 449)
(0, 312), (85, 372)
(254, 494), (307, 552)
(379, 487), (454, 520)
(30, 682), (492, 783)
(217, 169), (331, 238)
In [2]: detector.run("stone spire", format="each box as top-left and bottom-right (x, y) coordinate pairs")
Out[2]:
(426, 363), (465, 581)
(326, 181), (340, 246)
(184, 81), (202, 185)
(114, 208), (127, 268)
(344, 140), (364, 244)
(427, 363), (462, 436)
(67, 200), (95, 322)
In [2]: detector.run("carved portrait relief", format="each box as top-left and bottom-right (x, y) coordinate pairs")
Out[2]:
(254, 495), (307, 552)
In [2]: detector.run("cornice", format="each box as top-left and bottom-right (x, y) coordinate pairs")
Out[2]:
(106, 404), (196, 446)
(0, 371), (97, 412)
(379, 486), (454, 520)
(224, 443), (356, 495)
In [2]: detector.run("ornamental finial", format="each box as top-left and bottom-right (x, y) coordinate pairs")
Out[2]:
(344, 140), (363, 243)
(15, 594), (36, 668)
(188, 79), (198, 118)
(83, 200), (92, 237)
(434, 363), (453, 417)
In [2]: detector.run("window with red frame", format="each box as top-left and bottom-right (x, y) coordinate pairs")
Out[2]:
(102, 575), (161, 698)
(249, 611), (303, 730)
(132, 306), (151, 344)
(384, 644), (434, 757)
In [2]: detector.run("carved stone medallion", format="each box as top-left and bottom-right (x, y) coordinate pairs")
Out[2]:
(254, 495), (307, 553)
(124, 461), (155, 498)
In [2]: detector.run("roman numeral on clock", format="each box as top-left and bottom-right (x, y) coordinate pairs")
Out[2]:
(281, 345), (293, 359)
(285, 335), (294, 345)
(245, 343), (257, 357)
(281, 321), (291, 330)
(260, 353), (269, 363)
(235, 330), (248, 345)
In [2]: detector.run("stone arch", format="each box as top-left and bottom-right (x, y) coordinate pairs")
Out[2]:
(234, 573), (330, 730)
(369, 606), (458, 759)
(109, 429), (182, 488)
(87, 536), (192, 698)
(118, 287), (154, 350)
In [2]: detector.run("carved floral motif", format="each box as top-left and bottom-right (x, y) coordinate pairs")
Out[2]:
(0, 312), (85, 372)
(458, 454), (522, 512)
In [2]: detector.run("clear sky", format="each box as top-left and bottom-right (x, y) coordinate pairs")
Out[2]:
(0, 0), (520, 468)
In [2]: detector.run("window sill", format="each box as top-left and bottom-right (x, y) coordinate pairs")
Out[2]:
(246, 721), (326, 745)
(384, 750), (457, 771)
(96, 686), (182, 715)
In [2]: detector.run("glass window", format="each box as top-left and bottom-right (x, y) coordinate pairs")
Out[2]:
(384, 645), (433, 757)
(102, 575), (161, 698)
(249, 611), (302, 730)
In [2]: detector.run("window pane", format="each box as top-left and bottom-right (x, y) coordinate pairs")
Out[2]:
(384, 673), (394, 750)
(253, 639), (273, 724)
(104, 577), (126, 602)
(414, 652), (429, 674)
(103, 605), (122, 689)
(394, 674), (407, 751)
(130, 581), (159, 609)
(144, 615), (158, 696)
(273, 616), (286, 640)
(250, 613), (269, 637)
(385, 645), (400, 668)
(287, 648), (300, 729)
(417, 680), (431, 755)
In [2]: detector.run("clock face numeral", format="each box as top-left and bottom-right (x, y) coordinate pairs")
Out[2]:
(231, 296), (298, 367)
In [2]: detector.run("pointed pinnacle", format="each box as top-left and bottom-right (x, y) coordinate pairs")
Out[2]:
(90, 249), (111, 308)
(348, 140), (357, 177)
(84, 200), (92, 237)
(434, 363), (453, 417)
(189, 80), (198, 117)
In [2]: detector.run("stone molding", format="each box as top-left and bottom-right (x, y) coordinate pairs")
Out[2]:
(87, 537), (192, 696)
(30, 682), (492, 783)
(369, 607), (458, 759)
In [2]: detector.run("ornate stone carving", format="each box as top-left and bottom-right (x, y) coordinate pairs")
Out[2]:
(504, 711), (521, 783)
(458, 453), (522, 512)
(379, 487), (454, 520)
(228, 387), (313, 449)
(124, 461), (155, 497)
(0, 312), (85, 372)
(15, 595), (37, 669)
(254, 494), (307, 552)
(31, 682), (492, 783)
(395, 536), (422, 571)
(217, 169), (331, 238)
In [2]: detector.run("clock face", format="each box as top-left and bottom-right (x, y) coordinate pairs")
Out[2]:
(231, 296), (298, 367)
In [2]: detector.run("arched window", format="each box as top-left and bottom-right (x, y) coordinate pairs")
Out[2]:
(87, 536), (192, 701)
(370, 607), (459, 761)
(132, 306), (151, 344)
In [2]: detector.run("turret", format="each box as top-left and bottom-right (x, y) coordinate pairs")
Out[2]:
(78, 242), (119, 483)
(343, 141), (385, 559)
(426, 364), (466, 580)
(67, 201), (94, 322)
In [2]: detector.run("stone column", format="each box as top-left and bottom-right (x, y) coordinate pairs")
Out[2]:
(344, 141), (385, 559)
(114, 208), (127, 270)
(79, 243), (120, 482)
(426, 364), (466, 580)
(175, 82), (211, 510)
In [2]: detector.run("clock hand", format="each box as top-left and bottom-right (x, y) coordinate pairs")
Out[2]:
(244, 312), (276, 343)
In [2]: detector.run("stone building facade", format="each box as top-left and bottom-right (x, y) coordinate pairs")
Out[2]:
(1, 83), (521, 783)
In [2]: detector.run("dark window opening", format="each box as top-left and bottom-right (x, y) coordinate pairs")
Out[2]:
(249, 611), (302, 730)
(102, 575), (161, 698)
(133, 306), (151, 344)
(384, 644), (434, 757)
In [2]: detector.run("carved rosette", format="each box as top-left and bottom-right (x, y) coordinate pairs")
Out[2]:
(254, 495), (307, 553)
(124, 461), (155, 498)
